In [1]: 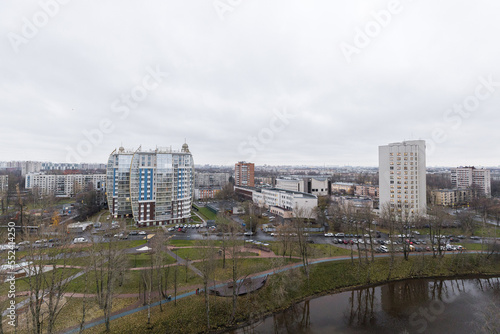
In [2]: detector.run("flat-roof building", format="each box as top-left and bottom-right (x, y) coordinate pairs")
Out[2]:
(235, 162), (254, 187)
(451, 167), (491, 198)
(379, 140), (426, 219)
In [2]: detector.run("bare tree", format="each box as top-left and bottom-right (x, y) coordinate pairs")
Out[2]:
(89, 236), (126, 332)
(141, 254), (153, 325)
(456, 210), (477, 235)
(427, 206), (448, 258)
(196, 235), (217, 330)
(22, 223), (73, 334)
(291, 207), (313, 280)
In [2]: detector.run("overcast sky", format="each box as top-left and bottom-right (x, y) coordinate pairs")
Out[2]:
(1, 1), (500, 167)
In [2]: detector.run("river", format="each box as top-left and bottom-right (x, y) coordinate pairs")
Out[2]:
(232, 276), (500, 334)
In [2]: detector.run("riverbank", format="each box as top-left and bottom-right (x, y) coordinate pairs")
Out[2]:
(81, 253), (500, 333)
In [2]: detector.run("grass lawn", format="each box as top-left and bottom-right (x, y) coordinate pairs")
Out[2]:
(462, 243), (488, 251)
(127, 252), (176, 268)
(195, 206), (217, 221)
(269, 241), (353, 258)
(191, 213), (202, 222)
(0, 268), (83, 296)
(66, 264), (203, 295)
(172, 248), (208, 261)
(196, 257), (301, 281)
(309, 243), (357, 257)
(15, 296), (137, 334)
(170, 239), (195, 247)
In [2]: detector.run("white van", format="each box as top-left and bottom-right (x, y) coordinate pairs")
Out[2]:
(73, 237), (88, 244)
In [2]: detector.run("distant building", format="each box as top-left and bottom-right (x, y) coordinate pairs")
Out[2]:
(0, 175), (7, 192)
(25, 173), (105, 197)
(195, 187), (222, 200)
(331, 182), (355, 194)
(21, 161), (42, 176)
(276, 176), (330, 196)
(379, 140), (426, 219)
(235, 162), (254, 187)
(195, 172), (230, 188)
(332, 196), (373, 212)
(234, 185), (317, 219)
(355, 184), (379, 197)
(194, 171), (230, 200)
(451, 167), (491, 198)
(106, 144), (194, 226)
(431, 189), (470, 207)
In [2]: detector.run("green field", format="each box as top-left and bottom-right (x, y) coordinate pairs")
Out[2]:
(193, 205), (217, 220)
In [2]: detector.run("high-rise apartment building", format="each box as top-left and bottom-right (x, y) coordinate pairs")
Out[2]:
(106, 144), (194, 226)
(25, 173), (106, 197)
(234, 162), (254, 187)
(451, 166), (491, 198)
(379, 140), (426, 219)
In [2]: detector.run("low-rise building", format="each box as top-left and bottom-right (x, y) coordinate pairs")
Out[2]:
(235, 185), (317, 219)
(275, 176), (330, 196)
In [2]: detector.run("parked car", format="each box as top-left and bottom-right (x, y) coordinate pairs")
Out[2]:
(129, 231), (138, 235)
(138, 231), (147, 235)
(324, 233), (334, 237)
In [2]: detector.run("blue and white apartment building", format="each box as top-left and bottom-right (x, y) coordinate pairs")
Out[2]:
(106, 143), (194, 227)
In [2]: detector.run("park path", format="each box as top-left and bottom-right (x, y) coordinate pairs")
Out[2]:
(165, 247), (202, 277)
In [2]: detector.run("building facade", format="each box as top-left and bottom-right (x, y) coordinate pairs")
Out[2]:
(234, 162), (254, 187)
(234, 185), (317, 219)
(194, 172), (230, 188)
(431, 189), (470, 207)
(275, 176), (330, 196)
(194, 187), (221, 200)
(0, 175), (7, 192)
(331, 182), (355, 194)
(379, 140), (426, 219)
(451, 167), (491, 198)
(107, 144), (194, 226)
(25, 173), (106, 197)
(355, 184), (379, 197)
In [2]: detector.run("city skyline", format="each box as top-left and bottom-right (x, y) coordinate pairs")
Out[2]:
(2, 1), (500, 166)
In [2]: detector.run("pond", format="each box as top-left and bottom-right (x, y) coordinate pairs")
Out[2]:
(232, 276), (500, 333)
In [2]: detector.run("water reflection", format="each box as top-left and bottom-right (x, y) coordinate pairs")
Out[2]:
(232, 277), (500, 334)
